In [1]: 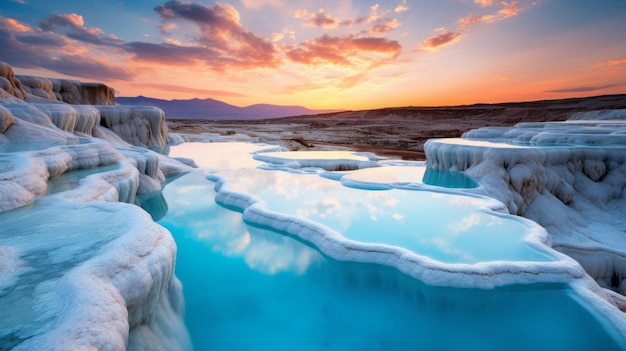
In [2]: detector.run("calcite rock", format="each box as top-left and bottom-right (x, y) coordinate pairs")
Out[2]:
(0, 62), (26, 100)
(97, 105), (169, 153)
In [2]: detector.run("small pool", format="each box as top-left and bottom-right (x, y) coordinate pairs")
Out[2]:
(159, 142), (626, 350)
(212, 167), (549, 264)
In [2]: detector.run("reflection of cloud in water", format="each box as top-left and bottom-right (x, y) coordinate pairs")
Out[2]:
(447, 213), (483, 235)
(298, 197), (341, 219)
(169, 142), (275, 170)
(163, 171), (323, 275)
(207, 160), (548, 264)
(393, 213), (405, 221)
(243, 227), (322, 275)
(448, 196), (485, 207)
(427, 237), (476, 262)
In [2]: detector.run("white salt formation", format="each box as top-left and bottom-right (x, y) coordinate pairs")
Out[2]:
(0, 62), (192, 350)
(425, 116), (626, 304)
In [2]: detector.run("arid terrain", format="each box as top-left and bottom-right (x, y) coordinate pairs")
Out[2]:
(168, 94), (626, 160)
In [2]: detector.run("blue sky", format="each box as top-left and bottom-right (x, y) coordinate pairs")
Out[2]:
(1, 0), (625, 109)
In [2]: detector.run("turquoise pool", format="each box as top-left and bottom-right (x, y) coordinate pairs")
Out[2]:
(156, 142), (625, 350)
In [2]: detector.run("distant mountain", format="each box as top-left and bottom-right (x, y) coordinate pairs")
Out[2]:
(115, 96), (341, 120)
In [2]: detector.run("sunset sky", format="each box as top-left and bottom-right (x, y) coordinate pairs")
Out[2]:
(1, 0), (625, 110)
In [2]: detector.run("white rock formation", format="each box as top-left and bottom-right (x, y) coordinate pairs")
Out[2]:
(0, 62), (192, 350)
(425, 116), (626, 301)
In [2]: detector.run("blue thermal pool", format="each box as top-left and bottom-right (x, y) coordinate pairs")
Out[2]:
(211, 167), (550, 264)
(156, 141), (626, 350)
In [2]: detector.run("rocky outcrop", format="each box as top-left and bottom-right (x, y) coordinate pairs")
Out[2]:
(425, 118), (626, 297)
(0, 61), (192, 350)
(0, 62), (168, 153)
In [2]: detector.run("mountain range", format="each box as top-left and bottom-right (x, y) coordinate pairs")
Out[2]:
(115, 96), (341, 120)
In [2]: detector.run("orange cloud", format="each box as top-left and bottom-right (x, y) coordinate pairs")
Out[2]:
(286, 35), (401, 68)
(429, 1), (523, 50)
(474, 0), (498, 7)
(593, 57), (626, 72)
(2, 18), (31, 32)
(366, 18), (400, 34)
(395, 0), (409, 13)
(420, 29), (462, 51)
(498, 2), (521, 18)
(141, 1), (279, 71)
(594, 57), (626, 67)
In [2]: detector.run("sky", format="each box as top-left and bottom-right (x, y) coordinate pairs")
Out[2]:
(0, 0), (625, 110)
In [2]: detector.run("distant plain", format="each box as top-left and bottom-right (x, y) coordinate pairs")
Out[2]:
(168, 94), (626, 160)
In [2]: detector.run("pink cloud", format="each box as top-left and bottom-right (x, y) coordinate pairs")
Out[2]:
(146, 1), (280, 71)
(286, 34), (401, 67)
(427, 1), (524, 50)
(2, 18), (31, 32)
(498, 2), (521, 17)
(131, 83), (247, 97)
(366, 18), (400, 35)
(420, 29), (462, 50)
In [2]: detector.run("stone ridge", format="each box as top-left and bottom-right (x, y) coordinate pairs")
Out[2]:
(0, 62), (115, 105)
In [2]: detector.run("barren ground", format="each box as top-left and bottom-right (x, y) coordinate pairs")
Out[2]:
(167, 94), (626, 160)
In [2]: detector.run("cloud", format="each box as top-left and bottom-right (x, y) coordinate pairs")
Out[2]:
(240, 0), (285, 9)
(45, 55), (135, 81)
(423, 1), (524, 51)
(395, 0), (409, 13)
(365, 18), (400, 35)
(295, 4), (401, 35)
(474, 0), (498, 7)
(458, 1), (521, 29)
(297, 9), (340, 29)
(0, 15), (134, 81)
(593, 57), (626, 72)
(130, 83), (247, 97)
(458, 14), (493, 30)
(271, 27), (295, 42)
(2, 18), (31, 32)
(2, 2), (404, 90)
(498, 2), (521, 18)
(39, 13), (123, 46)
(286, 34), (401, 68)
(419, 29), (462, 51)
(544, 84), (621, 93)
(336, 73), (368, 89)
(150, 1), (279, 71)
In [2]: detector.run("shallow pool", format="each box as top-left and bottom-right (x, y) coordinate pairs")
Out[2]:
(158, 142), (626, 350)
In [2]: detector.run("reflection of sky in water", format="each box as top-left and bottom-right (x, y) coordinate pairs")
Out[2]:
(256, 150), (370, 161)
(168, 142), (280, 170)
(343, 166), (477, 189)
(215, 168), (551, 264)
(156, 169), (623, 351)
(160, 171), (322, 275)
